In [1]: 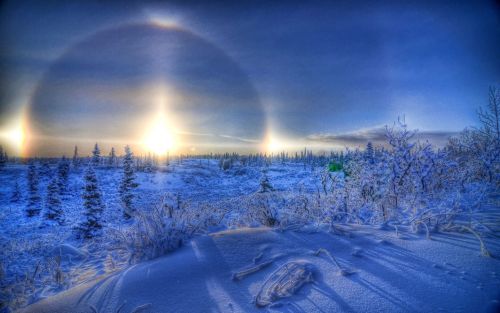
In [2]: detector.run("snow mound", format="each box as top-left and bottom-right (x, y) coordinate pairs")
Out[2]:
(19, 226), (500, 313)
(50, 243), (87, 263)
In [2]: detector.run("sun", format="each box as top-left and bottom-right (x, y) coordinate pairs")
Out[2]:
(5, 125), (25, 147)
(0, 110), (28, 156)
(264, 133), (286, 154)
(142, 114), (176, 156)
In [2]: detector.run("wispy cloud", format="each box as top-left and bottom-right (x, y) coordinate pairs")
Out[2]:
(176, 130), (260, 144)
(307, 126), (458, 147)
(218, 134), (259, 144)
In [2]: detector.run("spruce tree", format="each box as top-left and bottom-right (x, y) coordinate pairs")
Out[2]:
(40, 161), (52, 178)
(80, 165), (104, 238)
(27, 162), (41, 216)
(11, 180), (21, 202)
(45, 177), (63, 224)
(57, 156), (70, 195)
(92, 143), (101, 166)
(72, 145), (79, 168)
(0, 145), (5, 168)
(120, 145), (138, 219)
(108, 147), (117, 167)
(258, 170), (274, 193)
(366, 141), (374, 164)
(144, 153), (153, 173)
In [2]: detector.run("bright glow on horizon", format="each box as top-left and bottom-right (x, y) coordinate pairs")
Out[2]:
(0, 109), (28, 156)
(143, 118), (175, 155)
(141, 87), (178, 156)
(263, 132), (288, 154)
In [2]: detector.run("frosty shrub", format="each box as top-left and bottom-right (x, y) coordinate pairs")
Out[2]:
(447, 87), (499, 186)
(282, 189), (327, 228)
(232, 190), (332, 229)
(222, 158), (232, 171)
(110, 194), (229, 263)
(245, 193), (281, 227)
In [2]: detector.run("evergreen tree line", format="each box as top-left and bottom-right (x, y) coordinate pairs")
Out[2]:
(21, 145), (139, 239)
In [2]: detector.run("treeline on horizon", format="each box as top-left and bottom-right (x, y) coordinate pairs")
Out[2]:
(1, 87), (499, 170)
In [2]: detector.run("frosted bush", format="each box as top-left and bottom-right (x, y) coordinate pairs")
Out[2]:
(109, 194), (230, 263)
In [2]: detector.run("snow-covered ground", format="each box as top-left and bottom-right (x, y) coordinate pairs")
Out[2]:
(1, 159), (499, 312)
(19, 226), (500, 313)
(0, 160), (318, 311)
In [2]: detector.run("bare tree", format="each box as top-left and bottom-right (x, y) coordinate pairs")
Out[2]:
(477, 86), (500, 141)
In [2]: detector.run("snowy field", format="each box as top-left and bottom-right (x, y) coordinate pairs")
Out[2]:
(0, 159), (320, 311)
(1, 149), (499, 312)
(19, 226), (500, 313)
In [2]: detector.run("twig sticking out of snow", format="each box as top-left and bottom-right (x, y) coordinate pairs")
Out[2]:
(445, 225), (491, 257)
(233, 253), (286, 280)
(314, 248), (341, 269)
(253, 252), (263, 264)
(414, 220), (431, 239)
(232, 260), (274, 281)
(314, 248), (354, 276)
(131, 303), (152, 313)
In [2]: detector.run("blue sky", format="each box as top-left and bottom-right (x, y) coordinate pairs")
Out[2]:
(0, 0), (499, 156)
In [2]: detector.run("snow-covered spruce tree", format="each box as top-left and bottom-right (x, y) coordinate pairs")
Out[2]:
(0, 145), (6, 168)
(72, 145), (79, 168)
(45, 177), (63, 224)
(39, 161), (52, 178)
(26, 162), (41, 217)
(108, 147), (117, 167)
(144, 153), (153, 173)
(11, 180), (21, 202)
(120, 145), (139, 219)
(258, 170), (274, 193)
(91, 143), (101, 167)
(365, 141), (374, 164)
(79, 165), (104, 238)
(57, 156), (70, 195)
